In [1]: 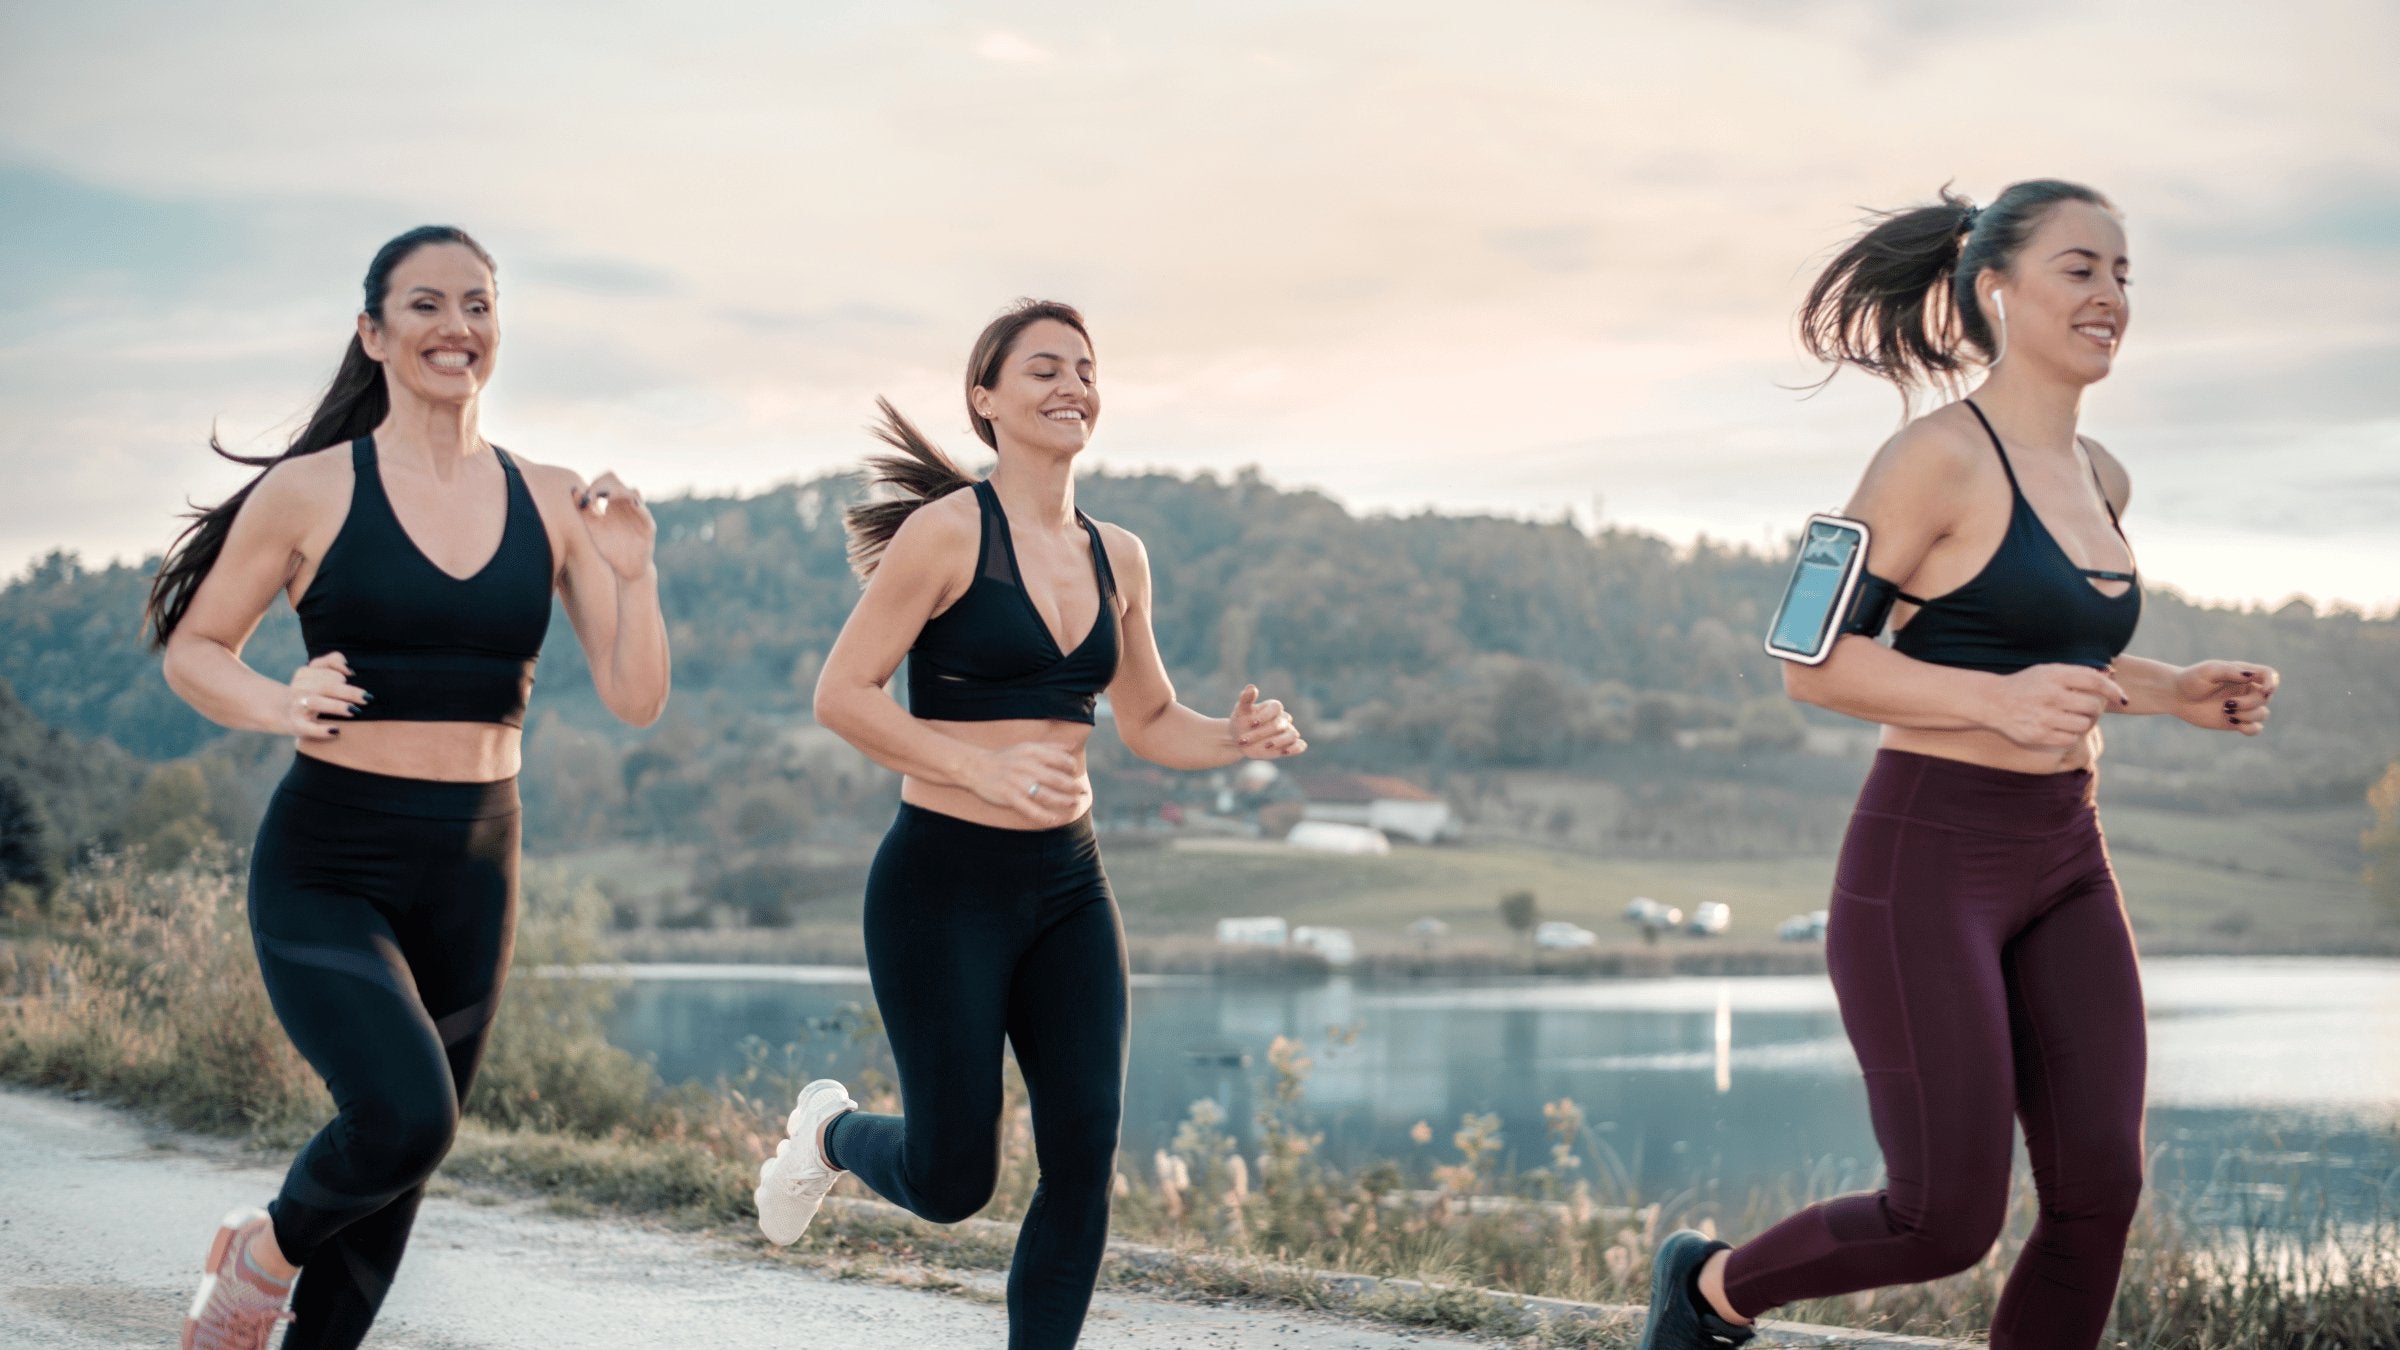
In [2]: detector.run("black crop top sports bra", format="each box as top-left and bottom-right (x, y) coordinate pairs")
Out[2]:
(1884, 401), (2141, 675)
(907, 480), (1121, 724)
(295, 437), (553, 727)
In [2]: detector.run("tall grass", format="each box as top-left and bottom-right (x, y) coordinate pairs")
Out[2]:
(4, 851), (2393, 1347)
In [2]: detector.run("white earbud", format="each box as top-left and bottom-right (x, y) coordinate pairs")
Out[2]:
(1988, 289), (2009, 364)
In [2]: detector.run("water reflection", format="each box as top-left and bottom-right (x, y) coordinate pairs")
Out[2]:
(603, 957), (2400, 1223)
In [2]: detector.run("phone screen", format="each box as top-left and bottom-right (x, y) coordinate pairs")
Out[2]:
(1767, 519), (1864, 658)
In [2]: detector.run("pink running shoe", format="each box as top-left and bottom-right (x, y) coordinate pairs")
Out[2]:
(181, 1207), (294, 1350)
(755, 1078), (857, 1245)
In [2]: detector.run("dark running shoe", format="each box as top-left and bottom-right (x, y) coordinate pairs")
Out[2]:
(1638, 1229), (1755, 1349)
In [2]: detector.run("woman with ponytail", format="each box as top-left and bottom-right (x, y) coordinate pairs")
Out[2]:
(754, 300), (1306, 1348)
(1634, 183), (2281, 1350)
(152, 226), (670, 1350)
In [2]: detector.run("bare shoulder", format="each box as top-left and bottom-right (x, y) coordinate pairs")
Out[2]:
(2078, 435), (2133, 513)
(878, 485), (982, 569)
(501, 452), (586, 501)
(1851, 405), (1988, 502)
(1878, 404), (1990, 479)
(1092, 520), (1149, 576)
(243, 444), (352, 528)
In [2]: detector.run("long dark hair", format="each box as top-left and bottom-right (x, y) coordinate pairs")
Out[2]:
(843, 299), (1092, 579)
(144, 225), (498, 644)
(1798, 179), (2115, 410)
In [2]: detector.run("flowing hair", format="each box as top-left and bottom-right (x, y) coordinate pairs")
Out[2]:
(1798, 179), (2115, 412)
(843, 299), (1091, 579)
(144, 225), (497, 644)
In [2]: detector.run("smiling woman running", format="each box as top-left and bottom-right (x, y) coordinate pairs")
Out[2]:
(754, 299), (1306, 1349)
(148, 226), (670, 1350)
(1635, 181), (2282, 1350)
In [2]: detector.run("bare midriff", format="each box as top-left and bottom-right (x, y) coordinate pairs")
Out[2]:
(902, 715), (1096, 829)
(1881, 721), (2102, 776)
(297, 723), (522, 783)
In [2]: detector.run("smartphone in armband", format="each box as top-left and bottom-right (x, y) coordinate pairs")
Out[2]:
(1763, 514), (1871, 666)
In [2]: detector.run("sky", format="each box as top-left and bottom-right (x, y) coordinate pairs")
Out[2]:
(3, 1), (2395, 612)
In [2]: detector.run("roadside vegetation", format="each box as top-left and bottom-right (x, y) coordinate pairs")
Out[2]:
(6, 849), (2391, 1348)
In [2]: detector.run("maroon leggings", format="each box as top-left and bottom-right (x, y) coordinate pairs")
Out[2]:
(1722, 750), (2146, 1350)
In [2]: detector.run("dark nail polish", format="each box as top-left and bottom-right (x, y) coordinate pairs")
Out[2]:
(328, 728), (341, 737)
(360, 691), (374, 705)
(2223, 700), (2237, 712)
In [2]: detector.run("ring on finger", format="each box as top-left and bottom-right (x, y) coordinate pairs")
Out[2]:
(1028, 782), (1041, 799)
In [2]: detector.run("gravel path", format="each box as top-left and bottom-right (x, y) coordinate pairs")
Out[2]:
(0, 1087), (1487, 1348)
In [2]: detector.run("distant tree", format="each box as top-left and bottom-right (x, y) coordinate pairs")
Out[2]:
(1630, 693), (1680, 744)
(118, 761), (219, 869)
(1735, 696), (1808, 753)
(0, 773), (57, 905)
(2367, 760), (2400, 922)
(1498, 889), (1539, 947)
(1492, 661), (1575, 765)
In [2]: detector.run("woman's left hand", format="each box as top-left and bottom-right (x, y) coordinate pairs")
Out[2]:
(1232, 684), (1307, 759)
(2172, 660), (2279, 735)
(577, 472), (657, 581)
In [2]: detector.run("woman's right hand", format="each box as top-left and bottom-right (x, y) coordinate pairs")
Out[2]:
(966, 741), (1086, 824)
(285, 652), (369, 740)
(1983, 664), (2128, 750)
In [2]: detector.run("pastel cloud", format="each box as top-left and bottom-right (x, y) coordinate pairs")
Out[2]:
(0, 1), (2393, 610)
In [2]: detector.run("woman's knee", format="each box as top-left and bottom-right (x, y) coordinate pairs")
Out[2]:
(2053, 1142), (2145, 1231)
(347, 1094), (460, 1184)
(1889, 1189), (2010, 1280)
(1033, 1097), (1122, 1180)
(908, 1168), (999, 1225)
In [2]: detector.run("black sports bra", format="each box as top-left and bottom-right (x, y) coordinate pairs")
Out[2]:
(906, 480), (1120, 724)
(295, 437), (553, 727)
(1886, 402), (2141, 674)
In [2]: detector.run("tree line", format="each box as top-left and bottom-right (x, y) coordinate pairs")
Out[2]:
(4, 465), (2398, 919)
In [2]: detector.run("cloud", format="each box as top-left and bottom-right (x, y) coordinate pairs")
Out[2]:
(974, 31), (1053, 64)
(0, 1), (2395, 606)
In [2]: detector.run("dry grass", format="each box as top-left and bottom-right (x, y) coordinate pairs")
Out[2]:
(5, 851), (2392, 1348)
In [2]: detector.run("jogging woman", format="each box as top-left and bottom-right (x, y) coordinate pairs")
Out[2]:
(755, 299), (1306, 1349)
(1637, 182), (2279, 1350)
(150, 226), (671, 1349)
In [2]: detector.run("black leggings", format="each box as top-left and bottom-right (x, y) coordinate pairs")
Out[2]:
(1723, 750), (2146, 1349)
(247, 755), (518, 1350)
(824, 804), (1128, 1350)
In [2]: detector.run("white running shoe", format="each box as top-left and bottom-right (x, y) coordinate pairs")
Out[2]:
(755, 1078), (857, 1246)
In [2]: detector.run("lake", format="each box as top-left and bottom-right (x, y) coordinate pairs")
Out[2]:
(603, 956), (2400, 1223)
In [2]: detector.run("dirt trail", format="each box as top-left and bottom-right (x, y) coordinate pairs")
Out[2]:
(0, 1087), (1486, 1348)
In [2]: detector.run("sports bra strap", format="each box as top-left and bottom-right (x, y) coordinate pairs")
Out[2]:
(1961, 400), (2021, 493)
(2074, 435), (2127, 533)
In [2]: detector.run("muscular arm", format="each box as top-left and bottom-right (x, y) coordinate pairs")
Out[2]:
(1782, 417), (2129, 744)
(1782, 420), (1999, 731)
(161, 457), (361, 738)
(1102, 528), (1250, 771)
(537, 463), (670, 727)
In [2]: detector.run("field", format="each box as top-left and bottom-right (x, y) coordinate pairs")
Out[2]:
(561, 796), (2394, 960)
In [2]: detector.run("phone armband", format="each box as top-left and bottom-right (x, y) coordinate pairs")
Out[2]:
(1764, 515), (1872, 665)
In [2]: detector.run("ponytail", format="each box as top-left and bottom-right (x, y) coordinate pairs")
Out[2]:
(145, 225), (495, 644)
(842, 398), (979, 580)
(1798, 179), (2115, 410)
